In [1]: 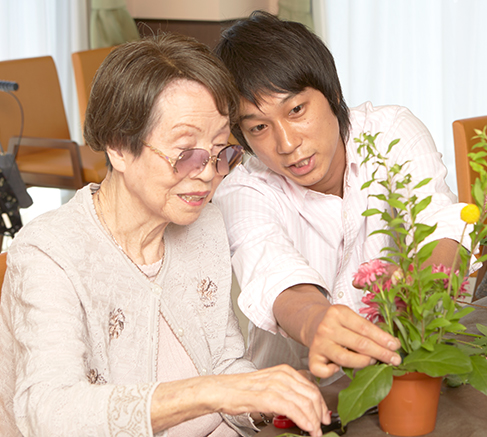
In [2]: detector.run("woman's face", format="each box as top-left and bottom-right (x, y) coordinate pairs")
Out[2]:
(115, 79), (231, 227)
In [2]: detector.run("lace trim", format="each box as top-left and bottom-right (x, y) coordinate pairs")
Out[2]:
(108, 384), (153, 436)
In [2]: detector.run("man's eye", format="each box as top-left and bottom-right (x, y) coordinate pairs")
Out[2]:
(290, 105), (303, 115)
(250, 124), (266, 133)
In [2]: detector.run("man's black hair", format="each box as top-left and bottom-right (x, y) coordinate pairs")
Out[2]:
(215, 10), (350, 153)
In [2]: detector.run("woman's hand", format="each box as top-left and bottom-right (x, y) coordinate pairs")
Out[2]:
(210, 364), (329, 436)
(150, 364), (329, 437)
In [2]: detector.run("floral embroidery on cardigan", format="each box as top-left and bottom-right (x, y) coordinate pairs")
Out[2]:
(197, 277), (218, 307)
(87, 368), (107, 385)
(109, 308), (125, 339)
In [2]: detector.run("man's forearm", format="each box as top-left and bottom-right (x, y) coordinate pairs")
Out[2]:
(424, 238), (462, 270)
(273, 283), (331, 347)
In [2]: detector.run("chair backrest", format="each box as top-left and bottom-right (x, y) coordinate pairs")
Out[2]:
(72, 46), (114, 129)
(0, 252), (7, 301)
(0, 56), (71, 155)
(452, 116), (487, 204)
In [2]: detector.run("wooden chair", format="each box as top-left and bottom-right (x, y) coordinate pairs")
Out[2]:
(72, 46), (114, 129)
(0, 252), (7, 301)
(453, 115), (487, 300)
(0, 56), (107, 190)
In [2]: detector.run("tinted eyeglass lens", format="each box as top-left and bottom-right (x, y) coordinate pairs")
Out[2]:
(176, 149), (209, 176)
(217, 145), (244, 175)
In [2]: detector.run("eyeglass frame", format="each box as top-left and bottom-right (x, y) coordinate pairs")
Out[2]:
(142, 140), (243, 176)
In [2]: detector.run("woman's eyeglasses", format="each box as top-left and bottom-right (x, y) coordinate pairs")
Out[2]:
(143, 141), (244, 177)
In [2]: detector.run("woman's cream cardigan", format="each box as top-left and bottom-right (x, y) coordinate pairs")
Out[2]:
(0, 185), (257, 437)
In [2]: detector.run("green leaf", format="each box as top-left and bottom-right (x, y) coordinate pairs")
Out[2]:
(413, 178), (432, 189)
(411, 339), (422, 351)
(415, 240), (439, 265)
(470, 162), (484, 173)
(361, 180), (374, 190)
(337, 364), (393, 427)
(423, 292), (443, 311)
(421, 341), (435, 352)
(451, 306), (475, 321)
(472, 180), (485, 206)
(455, 342), (484, 356)
(387, 138), (400, 154)
(387, 198), (407, 210)
(388, 217), (406, 228)
(445, 374), (469, 387)
(477, 324), (487, 336)
(393, 317), (410, 352)
(343, 367), (354, 380)
(425, 318), (451, 331)
(467, 355), (487, 395)
(469, 149), (487, 158)
(369, 193), (388, 202)
(413, 223), (437, 245)
(362, 208), (382, 217)
(411, 196), (432, 217)
(402, 343), (472, 376)
(443, 322), (467, 333)
(369, 229), (396, 238)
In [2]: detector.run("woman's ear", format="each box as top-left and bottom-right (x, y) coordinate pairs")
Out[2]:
(106, 146), (128, 173)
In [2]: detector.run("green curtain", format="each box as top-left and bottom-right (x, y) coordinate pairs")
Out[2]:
(278, 0), (314, 31)
(90, 0), (140, 49)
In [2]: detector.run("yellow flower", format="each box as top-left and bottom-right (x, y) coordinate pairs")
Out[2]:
(461, 204), (480, 224)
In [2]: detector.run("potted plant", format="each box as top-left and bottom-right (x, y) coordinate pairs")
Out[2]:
(334, 128), (487, 436)
(275, 128), (487, 437)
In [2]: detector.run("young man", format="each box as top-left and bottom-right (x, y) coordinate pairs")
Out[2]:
(213, 11), (468, 381)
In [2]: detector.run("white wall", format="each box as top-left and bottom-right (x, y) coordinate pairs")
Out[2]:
(126, 0), (278, 21)
(317, 1), (487, 197)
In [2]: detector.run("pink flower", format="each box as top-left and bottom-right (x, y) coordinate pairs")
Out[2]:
(394, 296), (407, 312)
(353, 259), (388, 288)
(360, 292), (384, 323)
(371, 278), (392, 294)
(360, 292), (406, 323)
(432, 264), (469, 296)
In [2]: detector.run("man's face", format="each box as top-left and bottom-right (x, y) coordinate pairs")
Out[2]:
(239, 87), (345, 194)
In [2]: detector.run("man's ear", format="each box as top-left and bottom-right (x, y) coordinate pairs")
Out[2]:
(106, 146), (128, 173)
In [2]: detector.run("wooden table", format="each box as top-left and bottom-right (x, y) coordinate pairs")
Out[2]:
(258, 376), (486, 436)
(259, 299), (487, 437)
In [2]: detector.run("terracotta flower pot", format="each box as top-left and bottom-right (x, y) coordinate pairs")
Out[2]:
(378, 372), (443, 436)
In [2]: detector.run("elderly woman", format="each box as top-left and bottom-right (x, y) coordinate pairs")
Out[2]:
(0, 34), (328, 437)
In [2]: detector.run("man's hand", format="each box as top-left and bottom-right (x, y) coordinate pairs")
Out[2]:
(273, 284), (401, 379)
(308, 304), (401, 379)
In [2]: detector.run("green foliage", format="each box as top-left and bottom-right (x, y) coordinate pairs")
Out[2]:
(402, 343), (472, 376)
(337, 364), (392, 426)
(337, 130), (487, 428)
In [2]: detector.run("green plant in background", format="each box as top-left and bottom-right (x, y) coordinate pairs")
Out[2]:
(335, 129), (487, 428)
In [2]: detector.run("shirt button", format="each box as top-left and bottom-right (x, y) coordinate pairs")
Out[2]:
(337, 291), (344, 299)
(151, 284), (162, 294)
(177, 328), (184, 337)
(343, 211), (348, 219)
(201, 368), (207, 375)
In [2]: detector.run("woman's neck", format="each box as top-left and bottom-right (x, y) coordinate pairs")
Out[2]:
(95, 176), (167, 265)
